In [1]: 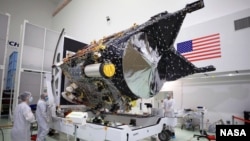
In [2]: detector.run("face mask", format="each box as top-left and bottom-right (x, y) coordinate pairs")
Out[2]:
(45, 96), (49, 102)
(29, 96), (33, 103)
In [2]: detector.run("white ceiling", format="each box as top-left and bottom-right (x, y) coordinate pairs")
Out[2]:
(49, 0), (72, 17)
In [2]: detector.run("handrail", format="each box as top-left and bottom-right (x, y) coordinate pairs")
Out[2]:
(232, 115), (250, 124)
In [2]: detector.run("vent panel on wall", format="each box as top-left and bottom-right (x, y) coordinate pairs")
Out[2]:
(234, 16), (250, 30)
(21, 22), (60, 71)
(19, 71), (42, 105)
(22, 23), (45, 70)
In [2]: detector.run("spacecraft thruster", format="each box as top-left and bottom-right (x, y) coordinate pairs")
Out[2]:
(54, 0), (215, 112)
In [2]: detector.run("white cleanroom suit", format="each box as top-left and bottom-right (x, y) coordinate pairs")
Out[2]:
(36, 99), (51, 141)
(163, 95), (177, 137)
(11, 102), (35, 141)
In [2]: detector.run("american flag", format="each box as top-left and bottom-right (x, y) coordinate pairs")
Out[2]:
(177, 33), (221, 62)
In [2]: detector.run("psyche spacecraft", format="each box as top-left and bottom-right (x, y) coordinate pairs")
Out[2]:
(52, 0), (215, 113)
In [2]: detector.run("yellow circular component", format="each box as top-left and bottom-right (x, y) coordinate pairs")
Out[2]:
(102, 63), (115, 77)
(130, 100), (137, 107)
(99, 44), (106, 50)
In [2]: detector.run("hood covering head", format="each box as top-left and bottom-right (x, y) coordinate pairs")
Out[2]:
(18, 91), (32, 101)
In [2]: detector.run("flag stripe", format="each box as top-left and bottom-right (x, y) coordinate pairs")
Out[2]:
(184, 48), (221, 57)
(177, 33), (221, 62)
(188, 55), (221, 62)
(192, 33), (220, 41)
(192, 37), (219, 45)
(193, 40), (220, 48)
(192, 43), (220, 50)
(186, 51), (221, 59)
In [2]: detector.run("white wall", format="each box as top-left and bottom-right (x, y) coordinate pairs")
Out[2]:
(52, 0), (250, 43)
(182, 0), (250, 28)
(160, 76), (250, 124)
(0, 0), (57, 89)
(51, 0), (191, 43)
(176, 8), (250, 72)
(0, 0), (56, 41)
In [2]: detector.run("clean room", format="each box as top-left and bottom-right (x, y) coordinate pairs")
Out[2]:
(0, 0), (250, 141)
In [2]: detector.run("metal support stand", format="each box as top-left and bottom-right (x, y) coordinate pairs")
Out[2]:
(201, 112), (204, 135)
(194, 112), (207, 140)
(193, 111), (216, 140)
(73, 124), (78, 141)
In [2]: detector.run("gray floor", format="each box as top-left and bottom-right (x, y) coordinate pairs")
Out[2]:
(0, 116), (211, 141)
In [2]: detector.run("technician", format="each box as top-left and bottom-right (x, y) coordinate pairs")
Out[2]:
(11, 91), (36, 141)
(163, 94), (176, 138)
(36, 93), (51, 141)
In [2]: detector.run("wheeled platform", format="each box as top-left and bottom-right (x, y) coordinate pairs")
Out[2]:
(50, 112), (176, 141)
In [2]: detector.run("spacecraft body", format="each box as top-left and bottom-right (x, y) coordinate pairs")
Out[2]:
(57, 0), (215, 112)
